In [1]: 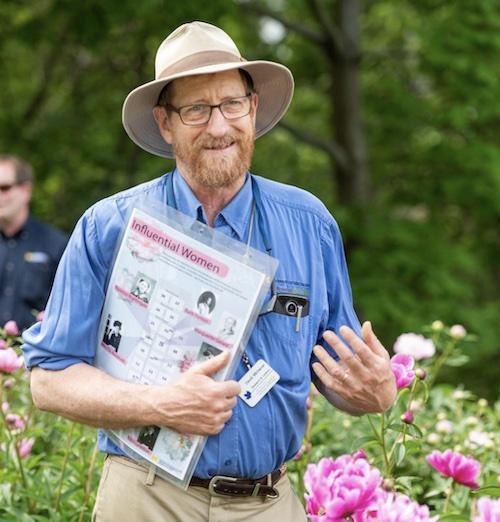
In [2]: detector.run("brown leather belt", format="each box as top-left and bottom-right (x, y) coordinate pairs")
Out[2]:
(190, 467), (285, 498)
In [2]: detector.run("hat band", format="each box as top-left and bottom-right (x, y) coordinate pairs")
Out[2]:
(157, 50), (245, 80)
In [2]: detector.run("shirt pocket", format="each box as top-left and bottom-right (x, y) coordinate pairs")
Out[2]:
(251, 311), (314, 386)
(21, 260), (52, 308)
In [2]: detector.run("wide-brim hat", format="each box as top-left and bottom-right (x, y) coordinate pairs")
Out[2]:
(122, 21), (294, 158)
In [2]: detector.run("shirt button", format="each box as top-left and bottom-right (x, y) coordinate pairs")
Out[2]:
(4, 287), (14, 296)
(5, 262), (14, 271)
(224, 459), (231, 466)
(207, 468), (216, 477)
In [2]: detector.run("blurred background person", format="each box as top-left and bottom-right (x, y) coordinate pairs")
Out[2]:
(0, 154), (67, 330)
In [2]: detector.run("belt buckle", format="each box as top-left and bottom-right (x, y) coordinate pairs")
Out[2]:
(208, 475), (237, 497)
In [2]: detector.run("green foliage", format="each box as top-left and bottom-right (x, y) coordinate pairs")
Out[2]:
(0, 329), (103, 521)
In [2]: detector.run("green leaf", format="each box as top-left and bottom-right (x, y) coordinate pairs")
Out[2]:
(438, 514), (470, 521)
(424, 488), (445, 499)
(471, 484), (500, 497)
(444, 354), (470, 367)
(396, 443), (406, 466)
(349, 435), (379, 451)
(406, 423), (424, 438)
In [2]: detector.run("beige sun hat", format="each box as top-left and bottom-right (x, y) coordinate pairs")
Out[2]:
(122, 21), (294, 158)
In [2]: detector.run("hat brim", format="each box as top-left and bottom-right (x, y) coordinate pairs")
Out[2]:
(122, 61), (294, 158)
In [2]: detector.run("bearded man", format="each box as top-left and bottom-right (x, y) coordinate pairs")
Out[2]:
(22, 22), (396, 521)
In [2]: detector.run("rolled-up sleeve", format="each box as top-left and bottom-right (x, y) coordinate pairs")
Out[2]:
(22, 203), (121, 370)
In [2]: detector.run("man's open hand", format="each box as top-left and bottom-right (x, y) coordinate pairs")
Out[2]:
(312, 321), (397, 413)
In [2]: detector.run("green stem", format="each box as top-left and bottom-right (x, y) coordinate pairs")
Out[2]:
(387, 378), (418, 463)
(0, 400), (28, 491)
(78, 442), (99, 522)
(428, 340), (456, 388)
(443, 480), (454, 513)
(367, 414), (391, 476)
(54, 421), (76, 513)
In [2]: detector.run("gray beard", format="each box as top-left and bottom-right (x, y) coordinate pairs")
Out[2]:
(172, 131), (255, 189)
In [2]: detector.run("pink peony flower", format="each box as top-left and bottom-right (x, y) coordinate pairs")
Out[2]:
(365, 491), (438, 521)
(352, 449), (367, 460)
(5, 413), (26, 430)
(3, 377), (15, 388)
(3, 320), (19, 337)
(394, 333), (436, 360)
(474, 496), (500, 522)
(0, 348), (23, 374)
(18, 438), (35, 458)
(390, 354), (415, 389)
(304, 453), (382, 521)
(426, 449), (481, 489)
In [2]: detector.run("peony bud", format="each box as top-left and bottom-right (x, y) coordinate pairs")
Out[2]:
(409, 399), (422, 412)
(436, 420), (454, 433)
(427, 433), (440, 445)
(3, 378), (14, 389)
(353, 449), (367, 460)
(19, 438), (35, 458)
(477, 398), (488, 408)
(382, 478), (395, 491)
(401, 411), (414, 424)
(415, 368), (427, 380)
(431, 320), (444, 331)
(449, 324), (466, 340)
(3, 321), (19, 337)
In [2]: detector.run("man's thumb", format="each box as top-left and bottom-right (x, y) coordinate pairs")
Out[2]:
(190, 351), (230, 376)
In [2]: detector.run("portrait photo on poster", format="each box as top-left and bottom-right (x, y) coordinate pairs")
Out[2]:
(196, 290), (216, 317)
(102, 314), (123, 352)
(130, 272), (156, 304)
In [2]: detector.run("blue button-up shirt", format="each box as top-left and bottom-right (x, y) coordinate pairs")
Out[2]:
(22, 169), (360, 479)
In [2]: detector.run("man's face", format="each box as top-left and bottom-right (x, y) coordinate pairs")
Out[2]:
(154, 70), (258, 189)
(0, 161), (32, 225)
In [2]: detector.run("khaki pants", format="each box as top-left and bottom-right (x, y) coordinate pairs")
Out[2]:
(92, 456), (307, 522)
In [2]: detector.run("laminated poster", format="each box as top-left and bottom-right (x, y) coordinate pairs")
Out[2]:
(95, 204), (276, 489)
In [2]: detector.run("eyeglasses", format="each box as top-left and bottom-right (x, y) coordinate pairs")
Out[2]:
(166, 94), (252, 126)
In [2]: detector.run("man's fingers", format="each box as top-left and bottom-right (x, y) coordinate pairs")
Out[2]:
(311, 359), (346, 390)
(322, 330), (363, 369)
(189, 351), (230, 376)
(362, 321), (389, 358)
(313, 344), (341, 375)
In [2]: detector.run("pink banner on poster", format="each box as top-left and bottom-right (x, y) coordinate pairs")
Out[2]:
(131, 218), (229, 278)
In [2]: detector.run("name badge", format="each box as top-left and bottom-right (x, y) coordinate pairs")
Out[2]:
(24, 251), (50, 263)
(238, 359), (280, 407)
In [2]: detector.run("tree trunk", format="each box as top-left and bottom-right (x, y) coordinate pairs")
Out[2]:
(330, 0), (369, 208)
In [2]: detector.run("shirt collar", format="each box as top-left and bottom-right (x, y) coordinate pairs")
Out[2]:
(171, 169), (253, 242)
